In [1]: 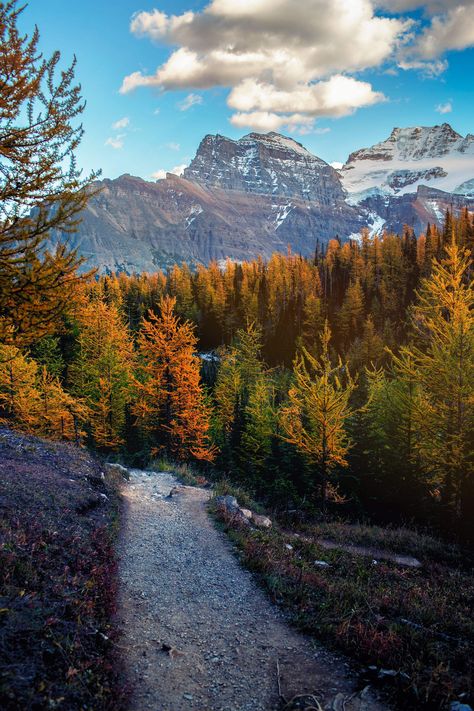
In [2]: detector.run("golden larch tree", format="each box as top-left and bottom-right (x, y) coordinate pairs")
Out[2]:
(134, 296), (215, 462)
(0, 1), (97, 346)
(69, 298), (135, 450)
(280, 321), (356, 511)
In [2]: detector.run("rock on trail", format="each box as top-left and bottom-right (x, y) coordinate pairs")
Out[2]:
(117, 470), (387, 711)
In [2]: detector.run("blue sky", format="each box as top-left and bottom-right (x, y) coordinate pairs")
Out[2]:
(22, 0), (474, 180)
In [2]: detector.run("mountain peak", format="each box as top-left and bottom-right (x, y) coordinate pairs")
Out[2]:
(241, 131), (313, 156)
(348, 123), (465, 166)
(183, 130), (341, 201)
(342, 123), (474, 199)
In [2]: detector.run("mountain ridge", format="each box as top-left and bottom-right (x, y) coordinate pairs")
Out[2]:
(51, 123), (474, 273)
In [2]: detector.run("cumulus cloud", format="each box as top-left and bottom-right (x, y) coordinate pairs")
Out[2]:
(112, 116), (130, 130)
(228, 75), (385, 117)
(105, 135), (125, 150)
(395, 3), (474, 72)
(151, 163), (187, 180)
(121, 0), (474, 131)
(166, 142), (181, 150)
(331, 161), (344, 169)
(120, 0), (406, 129)
(178, 93), (203, 111)
(436, 100), (453, 113)
(412, 4), (474, 59)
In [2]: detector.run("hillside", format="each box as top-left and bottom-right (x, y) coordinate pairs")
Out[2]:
(0, 429), (125, 710)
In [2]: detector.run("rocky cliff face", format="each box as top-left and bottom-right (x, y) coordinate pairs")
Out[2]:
(54, 132), (364, 273)
(184, 132), (345, 203)
(52, 125), (474, 274)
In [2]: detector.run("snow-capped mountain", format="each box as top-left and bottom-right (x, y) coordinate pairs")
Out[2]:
(341, 123), (474, 202)
(184, 132), (344, 203)
(51, 125), (474, 274)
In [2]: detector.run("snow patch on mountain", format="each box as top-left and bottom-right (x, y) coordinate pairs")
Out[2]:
(342, 123), (474, 201)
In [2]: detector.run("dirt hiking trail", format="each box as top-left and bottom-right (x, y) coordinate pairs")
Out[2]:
(117, 469), (388, 711)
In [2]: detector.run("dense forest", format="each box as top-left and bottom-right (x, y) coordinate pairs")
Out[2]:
(2, 211), (473, 543)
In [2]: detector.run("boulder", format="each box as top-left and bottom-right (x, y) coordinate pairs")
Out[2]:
(239, 508), (252, 519)
(214, 495), (239, 513)
(251, 513), (272, 529)
(104, 462), (130, 480)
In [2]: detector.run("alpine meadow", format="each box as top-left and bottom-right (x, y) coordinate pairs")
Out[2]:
(1, 2), (473, 710)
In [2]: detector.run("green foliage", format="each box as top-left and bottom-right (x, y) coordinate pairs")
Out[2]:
(280, 322), (357, 510)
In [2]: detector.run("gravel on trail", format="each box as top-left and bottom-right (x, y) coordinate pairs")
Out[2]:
(117, 469), (388, 711)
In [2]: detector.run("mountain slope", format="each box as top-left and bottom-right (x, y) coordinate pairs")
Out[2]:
(55, 133), (364, 273)
(52, 125), (474, 274)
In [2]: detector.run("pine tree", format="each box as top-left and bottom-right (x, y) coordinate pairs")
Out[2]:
(36, 366), (87, 441)
(0, 345), (39, 429)
(69, 299), (134, 450)
(399, 240), (474, 528)
(0, 2), (97, 346)
(279, 322), (356, 511)
(338, 278), (365, 346)
(240, 374), (275, 488)
(134, 296), (215, 462)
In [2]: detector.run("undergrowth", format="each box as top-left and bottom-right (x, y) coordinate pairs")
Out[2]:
(0, 428), (126, 710)
(211, 496), (473, 710)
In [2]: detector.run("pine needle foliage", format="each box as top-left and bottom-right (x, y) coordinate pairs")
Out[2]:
(280, 321), (356, 510)
(0, 1), (98, 346)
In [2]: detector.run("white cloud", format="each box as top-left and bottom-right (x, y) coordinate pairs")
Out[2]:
(121, 0), (473, 129)
(230, 112), (307, 132)
(153, 108), (161, 115)
(166, 142), (181, 150)
(112, 116), (130, 130)
(178, 93), (203, 111)
(397, 3), (474, 72)
(151, 163), (187, 180)
(314, 127), (331, 135)
(330, 161), (344, 169)
(413, 5), (474, 59)
(120, 0), (406, 127)
(105, 135), (125, 150)
(397, 58), (449, 75)
(171, 163), (187, 176)
(435, 100), (453, 113)
(228, 75), (385, 125)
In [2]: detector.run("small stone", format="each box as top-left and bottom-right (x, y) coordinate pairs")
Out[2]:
(285, 544), (293, 551)
(183, 693), (193, 701)
(314, 560), (330, 567)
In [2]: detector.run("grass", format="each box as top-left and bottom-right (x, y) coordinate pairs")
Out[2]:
(148, 456), (210, 487)
(212, 478), (264, 514)
(302, 521), (463, 567)
(211, 496), (473, 710)
(0, 428), (127, 710)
